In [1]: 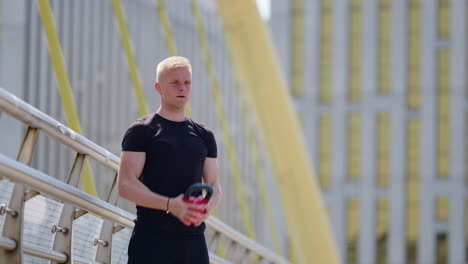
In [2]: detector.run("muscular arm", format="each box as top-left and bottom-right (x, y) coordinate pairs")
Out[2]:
(118, 151), (205, 225)
(117, 151), (168, 210)
(202, 157), (222, 211)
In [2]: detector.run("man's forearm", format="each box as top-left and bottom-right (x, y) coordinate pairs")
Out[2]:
(119, 178), (168, 211)
(208, 183), (222, 210)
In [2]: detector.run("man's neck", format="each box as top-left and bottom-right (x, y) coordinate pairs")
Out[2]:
(156, 107), (186, 122)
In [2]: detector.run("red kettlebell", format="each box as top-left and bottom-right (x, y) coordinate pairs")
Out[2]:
(183, 183), (213, 225)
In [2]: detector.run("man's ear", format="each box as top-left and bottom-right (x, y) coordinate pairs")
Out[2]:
(155, 82), (161, 94)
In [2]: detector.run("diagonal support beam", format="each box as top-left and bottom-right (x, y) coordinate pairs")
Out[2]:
(215, 1), (340, 263)
(35, 0), (97, 197)
(109, 0), (148, 117)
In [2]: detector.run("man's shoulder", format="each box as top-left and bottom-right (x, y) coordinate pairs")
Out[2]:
(128, 113), (157, 129)
(187, 118), (214, 135)
(122, 113), (158, 151)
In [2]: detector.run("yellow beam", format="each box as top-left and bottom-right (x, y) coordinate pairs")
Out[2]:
(233, 69), (283, 253)
(220, 11), (284, 256)
(36, 0), (97, 197)
(215, 1), (340, 263)
(110, 0), (148, 117)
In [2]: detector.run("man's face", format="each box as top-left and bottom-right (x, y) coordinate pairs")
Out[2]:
(156, 67), (191, 109)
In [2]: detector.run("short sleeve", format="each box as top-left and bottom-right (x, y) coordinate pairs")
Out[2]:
(121, 123), (151, 152)
(206, 130), (217, 158)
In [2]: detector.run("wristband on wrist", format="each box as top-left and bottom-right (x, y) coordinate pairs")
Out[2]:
(166, 197), (171, 214)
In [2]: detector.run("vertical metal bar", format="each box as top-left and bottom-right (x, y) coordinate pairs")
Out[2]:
(208, 230), (221, 252)
(419, 0), (437, 263)
(224, 240), (238, 261)
(94, 219), (113, 263)
(359, 0), (378, 263)
(448, 0), (467, 263)
(329, 0), (347, 260)
(388, 0), (407, 263)
(0, 127), (38, 264)
(51, 153), (86, 264)
(95, 174), (119, 263)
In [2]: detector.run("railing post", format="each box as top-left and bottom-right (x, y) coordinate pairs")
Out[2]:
(0, 127), (38, 264)
(51, 153), (86, 264)
(95, 175), (119, 263)
(208, 230), (221, 252)
(224, 240), (238, 260)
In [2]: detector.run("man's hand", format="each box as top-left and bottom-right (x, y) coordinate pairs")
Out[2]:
(169, 194), (208, 226)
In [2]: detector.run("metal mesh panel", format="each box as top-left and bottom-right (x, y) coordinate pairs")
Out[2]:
(72, 213), (103, 262)
(111, 227), (131, 264)
(23, 196), (62, 251)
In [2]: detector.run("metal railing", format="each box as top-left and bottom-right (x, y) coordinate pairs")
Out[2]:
(0, 87), (291, 264)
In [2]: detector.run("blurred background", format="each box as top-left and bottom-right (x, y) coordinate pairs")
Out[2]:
(0, 0), (466, 263)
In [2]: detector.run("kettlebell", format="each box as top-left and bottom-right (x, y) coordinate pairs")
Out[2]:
(183, 183), (213, 225)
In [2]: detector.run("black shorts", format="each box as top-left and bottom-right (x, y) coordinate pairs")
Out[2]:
(127, 225), (209, 264)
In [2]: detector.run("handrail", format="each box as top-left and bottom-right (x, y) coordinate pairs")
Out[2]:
(0, 153), (135, 228)
(0, 88), (121, 171)
(206, 217), (290, 264)
(0, 154), (228, 264)
(0, 87), (290, 263)
(0, 237), (104, 264)
(0, 150), (289, 264)
(209, 253), (232, 264)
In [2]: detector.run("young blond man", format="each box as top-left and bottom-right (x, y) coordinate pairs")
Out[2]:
(118, 56), (221, 263)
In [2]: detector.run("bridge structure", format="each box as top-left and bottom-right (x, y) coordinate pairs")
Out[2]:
(0, 0), (339, 263)
(0, 87), (292, 263)
(2, 0), (467, 264)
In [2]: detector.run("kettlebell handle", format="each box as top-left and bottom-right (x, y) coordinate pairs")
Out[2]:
(184, 183), (213, 201)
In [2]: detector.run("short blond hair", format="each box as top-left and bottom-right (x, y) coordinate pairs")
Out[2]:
(156, 56), (192, 82)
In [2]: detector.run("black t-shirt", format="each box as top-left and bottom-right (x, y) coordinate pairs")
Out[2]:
(121, 113), (217, 234)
